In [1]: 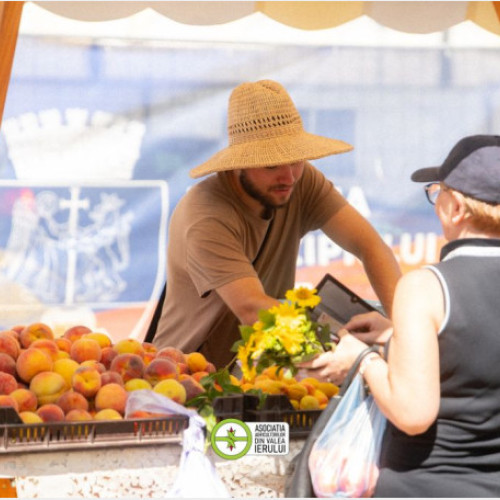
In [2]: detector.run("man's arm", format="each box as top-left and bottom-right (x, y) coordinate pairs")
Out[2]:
(321, 203), (401, 317)
(215, 277), (280, 326)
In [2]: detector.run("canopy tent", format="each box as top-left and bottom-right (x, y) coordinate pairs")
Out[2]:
(1, 1), (500, 127)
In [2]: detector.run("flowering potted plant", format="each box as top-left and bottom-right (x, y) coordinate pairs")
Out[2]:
(232, 287), (332, 381)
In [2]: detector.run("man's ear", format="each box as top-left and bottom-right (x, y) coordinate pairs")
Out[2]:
(450, 190), (469, 224)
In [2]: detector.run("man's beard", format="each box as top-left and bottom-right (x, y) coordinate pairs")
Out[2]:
(240, 170), (291, 219)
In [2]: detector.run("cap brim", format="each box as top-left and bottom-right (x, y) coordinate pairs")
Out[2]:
(411, 166), (441, 183)
(189, 132), (353, 179)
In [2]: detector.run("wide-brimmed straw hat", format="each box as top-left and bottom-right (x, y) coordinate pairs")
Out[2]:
(189, 80), (353, 179)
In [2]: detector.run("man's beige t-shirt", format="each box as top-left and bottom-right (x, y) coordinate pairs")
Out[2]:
(154, 162), (347, 368)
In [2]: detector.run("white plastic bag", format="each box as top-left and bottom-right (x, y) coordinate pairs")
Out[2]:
(125, 390), (230, 498)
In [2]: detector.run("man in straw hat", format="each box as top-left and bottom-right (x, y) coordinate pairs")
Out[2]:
(152, 80), (401, 368)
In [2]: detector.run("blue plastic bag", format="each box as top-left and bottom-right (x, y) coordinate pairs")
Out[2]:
(308, 374), (387, 498)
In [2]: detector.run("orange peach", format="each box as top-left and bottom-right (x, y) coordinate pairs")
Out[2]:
(83, 332), (112, 349)
(29, 339), (59, 361)
(70, 338), (102, 363)
(0, 371), (19, 395)
(100, 371), (124, 387)
(142, 342), (157, 354)
(19, 410), (43, 424)
(19, 323), (54, 348)
(63, 325), (92, 343)
(37, 403), (65, 422)
(0, 394), (19, 411)
(56, 390), (89, 414)
(80, 360), (106, 373)
(9, 388), (37, 412)
(55, 350), (70, 360)
(53, 358), (80, 390)
(109, 353), (145, 382)
(100, 346), (118, 369)
(66, 409), (93, 421)
(94, 383), (128, 415)
(0, 352), (17, 376)
(29, 371), (67, 405)
(55, 337), (72, 353)
(144, 357), (178, 386)
(72, 366), (102, 398)
(94, 408), (122, 420)
(143, 351), (156, 366)
(0, 332), (20, 359)
(179, 376), (205, 401)
(124, 378), (152, 391)
(191, 371), (210, 384)
(153, 379), (186, 404)
(113, 338), (144, 357)
(186, 352), (208, 373)
(156, 346), (187, 364)
(205, 362), (216, 374)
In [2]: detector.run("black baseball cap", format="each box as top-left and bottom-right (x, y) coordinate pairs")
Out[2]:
(411, 135), (500, 204)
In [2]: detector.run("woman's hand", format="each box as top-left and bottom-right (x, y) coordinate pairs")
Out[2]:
(343, 311), (393, 345)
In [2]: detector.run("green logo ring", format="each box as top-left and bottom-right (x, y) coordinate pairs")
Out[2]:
(211, 418), (252, 460)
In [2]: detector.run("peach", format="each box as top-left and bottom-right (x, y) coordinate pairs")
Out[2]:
(0, 394), (19, 411)
(153, 379), (186, 404)
(66, 409), (93, 421)
(80, 360), (106, 373)
(72, 366), (102, 398)
(94, 408), (122, 420)
(36, 403), (65, 422)
(70, 338), (102, 363)
(177, 363), (189, 375)
(0, 372), (19, 395)
(100, 347), (118, 369)
(186, 352), (208, 373)
(29, 371), (67, 405)
(143, 351), (156, 366)
(0, 332), (20, 359)
(156, 346), (187, 364)
(16, 348), (53, 383)
(53, 358), (80, 390)
(56, 390), (89, 414)
(0, 352), (17, 376)
(55, 350), (70, 360)
(100, 371), (124, 387)
(83, 332), (112, 349)
(19, 410), (43, 424)
(144, 357), (178, 386)
(191, 371), (210, 384)
(55, 337), (72, 353)
(94, 383), (128, 414)
(63, 325), (91, 343)
(19, 323), (54, 348)
(142, 342), (157, 354)
(113, 338), (144, 357)
(128, 410), (155, 419)
(110, 353), (145, 382)
(124, 378), (152, 392)
(205, 362), (216, 374)
(179, 376), (205, 401)
(30, 339), (59, 361)
(10, 388), (37, 412)
(10, 325), (24, 335)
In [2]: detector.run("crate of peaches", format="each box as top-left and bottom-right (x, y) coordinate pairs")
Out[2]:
(0, 323), (227, 452)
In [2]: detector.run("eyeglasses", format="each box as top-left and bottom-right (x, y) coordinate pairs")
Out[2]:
(424, 182), (442, 205)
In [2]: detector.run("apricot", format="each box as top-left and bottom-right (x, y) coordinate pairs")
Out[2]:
(299, 394), (320, 410)
(113, 338), (144, 357)
(0, 332), (20, 359)
(144, 357), (178, 386)
(313, 389), (329, 408)
(0, 371), (19, 395)
(10, 388), (37, 412)
(110, 353), (145, 382)
(284, 383), (308, 402)
(299, 381), (317, 396)
(0, 394), (19, 411)
(83, 332), (112, 349)
(94, 383), (128, 415)
(317, 382), (339, 398)
(94, 408), (123, 420)
(70, 337), (102, 363)
(0, 352), (17, 376)
(72, 366), (102, 398)
(30, 371), (67, 405)
(36, 403), (65, 422)
(124, 378), (152, 391)
(156, 346), (187, 364)
(56, 390), (89, 414)
(30, 339), (59, 361)
(53, 358), (80, 390)
(19, 410), (43, 424)
(186, 352), (208, 374)
(66, 409), (93, 421)
(101, 371), (124, 387)
(153, 379), (187, 405)
(19, 323), (54, 348)
(254, 378), (285, 395)
(63, 325), (92, 343)
(299, 377), (320, 388)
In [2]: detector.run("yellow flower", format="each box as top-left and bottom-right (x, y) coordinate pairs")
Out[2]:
(285, 287), (321, 308)
(269, 302), (299, 318)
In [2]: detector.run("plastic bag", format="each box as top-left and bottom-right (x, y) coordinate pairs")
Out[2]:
(308, 374), (387, 498)
(125, 390), (230, 498)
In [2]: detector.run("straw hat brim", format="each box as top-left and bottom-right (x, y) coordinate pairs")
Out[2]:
(189, 131), (353, 179)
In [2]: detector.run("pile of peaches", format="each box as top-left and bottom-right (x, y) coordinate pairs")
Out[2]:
(0, 323), (215, 424)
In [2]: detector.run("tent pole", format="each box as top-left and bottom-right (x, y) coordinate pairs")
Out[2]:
(0, 1), (24, 128)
